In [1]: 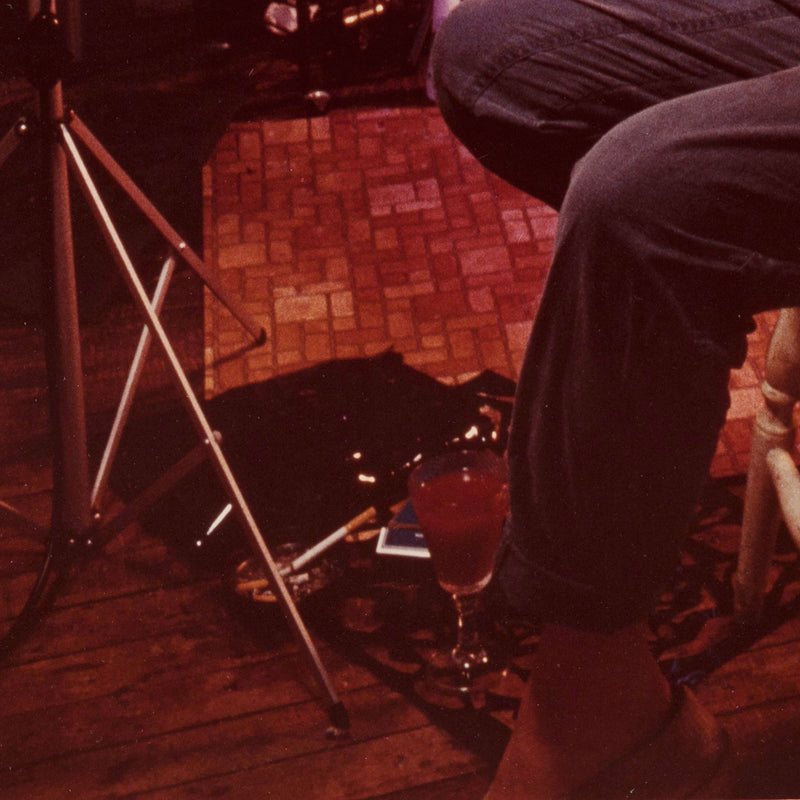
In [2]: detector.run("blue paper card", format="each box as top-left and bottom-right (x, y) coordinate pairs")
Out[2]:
(375, 500), (430, 559)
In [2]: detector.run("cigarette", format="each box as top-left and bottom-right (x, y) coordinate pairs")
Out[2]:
(286, 506), (378, 574)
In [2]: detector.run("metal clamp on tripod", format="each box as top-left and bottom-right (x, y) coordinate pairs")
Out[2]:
(0, 0), (349, 733)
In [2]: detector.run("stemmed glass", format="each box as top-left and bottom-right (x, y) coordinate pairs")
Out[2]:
(408, 449), (509, 700)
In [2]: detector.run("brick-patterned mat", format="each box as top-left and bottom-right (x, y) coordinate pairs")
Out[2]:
(202, 103), (783, 479)
(202, 105), (555, 394)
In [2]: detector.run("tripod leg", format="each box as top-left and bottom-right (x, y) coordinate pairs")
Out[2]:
(0, 81), (87, 654)
(0, 501), (46, 536)
(59, 123), (348, 729)
(90, 254), (176, 512)
(67, 113), (266, 345)
(43, 83), (93, 540)
(0, 511), (59, 656)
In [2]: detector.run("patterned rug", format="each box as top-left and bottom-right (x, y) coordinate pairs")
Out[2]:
(111, 352), (800, 757)
(293, 471), (800, 763)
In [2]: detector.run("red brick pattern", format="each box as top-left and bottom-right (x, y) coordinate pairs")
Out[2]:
(203, 104), (778, 479)
(203, 106), (551, 391)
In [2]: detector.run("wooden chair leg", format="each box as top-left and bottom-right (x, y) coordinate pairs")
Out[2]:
(734, 401), (793, 623)
(734, 308), (800, 624)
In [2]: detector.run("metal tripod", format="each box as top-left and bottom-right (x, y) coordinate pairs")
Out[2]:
(0, 2), (348, 731)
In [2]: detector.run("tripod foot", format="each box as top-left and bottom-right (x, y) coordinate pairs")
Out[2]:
(326, 701), (351, 737)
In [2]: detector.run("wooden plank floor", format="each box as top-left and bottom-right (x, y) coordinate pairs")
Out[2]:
(0, 452), (500, 800)
(3, 453), (800, 800)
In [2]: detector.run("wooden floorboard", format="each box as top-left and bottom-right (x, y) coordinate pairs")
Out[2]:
(0, 471), (498, 800)
(1, 687), (442, 799)
(3, 466), (800, 799)
(372, 772), (494, 800)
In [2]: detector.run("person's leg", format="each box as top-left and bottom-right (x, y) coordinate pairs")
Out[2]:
(432, 0), (800, 209)
(431, 3), (800, 794)
(489, 65), (800, 796)
(506, 65), (800, 627)
(488, 622), (673, 799)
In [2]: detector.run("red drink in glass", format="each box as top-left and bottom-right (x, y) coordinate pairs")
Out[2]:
(410, 453), (508, 595)
(408, 450), (509, 700)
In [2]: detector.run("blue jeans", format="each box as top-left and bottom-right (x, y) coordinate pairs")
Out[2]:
(433, 0), (800, 631)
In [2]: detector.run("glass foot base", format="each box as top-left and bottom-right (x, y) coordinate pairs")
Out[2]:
(415, 648), (505, 709)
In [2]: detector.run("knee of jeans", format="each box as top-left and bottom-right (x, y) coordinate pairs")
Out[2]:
(560, 114), (687, 250)
(569, 92), (737, 236)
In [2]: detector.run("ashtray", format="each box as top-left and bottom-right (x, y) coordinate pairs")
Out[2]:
(233, 542), (341, 603)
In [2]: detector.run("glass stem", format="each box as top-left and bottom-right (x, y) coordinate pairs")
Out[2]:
(451, 591), (488, 673)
